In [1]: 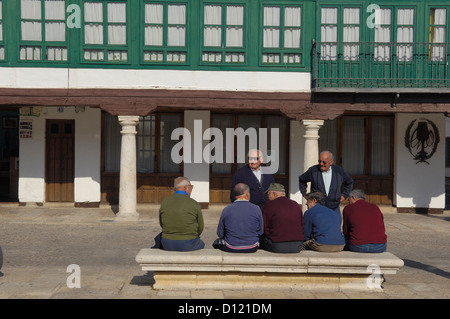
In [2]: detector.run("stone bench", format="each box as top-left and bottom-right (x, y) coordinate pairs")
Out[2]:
(135, 248), (404, 292)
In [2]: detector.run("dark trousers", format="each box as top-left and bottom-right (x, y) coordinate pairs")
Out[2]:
(212, 238), (259, 253)
(259, 235), (303, 253)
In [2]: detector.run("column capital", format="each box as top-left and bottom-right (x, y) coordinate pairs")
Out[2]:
(301, 119), (324, 129)
(118, 116), (140, 135)
(302, 119), (324, 140)
(118, 115), (140, 123)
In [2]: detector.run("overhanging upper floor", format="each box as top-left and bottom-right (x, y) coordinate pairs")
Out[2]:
(312, 41), (450, 93)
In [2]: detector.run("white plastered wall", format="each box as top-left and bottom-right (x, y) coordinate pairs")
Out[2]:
(0, 67), (311, 93)
(183, 110), (210, 204)
(394, 113), (446, 210)
(18, 107), (101, 204)
(289, 120), (305, 204)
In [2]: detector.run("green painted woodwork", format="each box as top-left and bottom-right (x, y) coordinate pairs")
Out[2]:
(313, 0), (450, 89)
(0, 0), (3, 61)
(0, 0), (315, 71)
(0, 0), (449, 87)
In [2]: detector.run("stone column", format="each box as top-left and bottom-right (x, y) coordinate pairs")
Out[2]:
(301, 120), (324, 211)
(116, 116), (139, 219)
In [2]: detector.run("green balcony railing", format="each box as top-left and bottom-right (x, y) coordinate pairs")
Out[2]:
(312, 40), (450, 92)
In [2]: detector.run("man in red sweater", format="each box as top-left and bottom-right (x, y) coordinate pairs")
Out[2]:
(343, 189), (387, 253)
(260, 183), (304, 253)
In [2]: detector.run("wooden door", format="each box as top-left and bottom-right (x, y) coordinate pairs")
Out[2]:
(46, 120), (75, 202)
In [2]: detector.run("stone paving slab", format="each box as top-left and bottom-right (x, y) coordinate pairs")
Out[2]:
(0, 204), (449, 301)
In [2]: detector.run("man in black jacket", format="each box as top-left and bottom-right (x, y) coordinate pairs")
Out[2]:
(298, 150), (353, 224)
(230, 149), (275, 208)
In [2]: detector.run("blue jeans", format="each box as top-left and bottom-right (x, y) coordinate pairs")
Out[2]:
(347, 243), (387, 253)
(160, 237), (205, 251)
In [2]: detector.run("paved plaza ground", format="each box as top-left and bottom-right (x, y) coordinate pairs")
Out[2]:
(0, 202), (449, 304)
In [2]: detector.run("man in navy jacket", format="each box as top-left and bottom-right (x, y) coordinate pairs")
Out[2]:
(230, 149), (275, 208)
(298, 151), (353, 224)
(302, 191), (345, 252)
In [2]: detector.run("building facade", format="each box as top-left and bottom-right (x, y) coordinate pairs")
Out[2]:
(0, 0), (448, 216)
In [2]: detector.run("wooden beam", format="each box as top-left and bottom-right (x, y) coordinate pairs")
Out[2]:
(0, 88), (448, 120)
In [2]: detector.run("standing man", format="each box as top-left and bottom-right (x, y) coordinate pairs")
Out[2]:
(156, 177), (205, 251)
(343, 189), (387, 253)
(213, 183), (263, 253)
(260, 183), (304, 253)
(298, 150), (353, 224)
(230, 149), (275, 208)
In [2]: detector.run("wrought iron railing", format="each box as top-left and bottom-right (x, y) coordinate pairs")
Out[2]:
(312, 40), (450, 91)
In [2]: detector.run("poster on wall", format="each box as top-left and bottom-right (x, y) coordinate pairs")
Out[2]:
(19, 120), (33, 139)
(19, 106), (42, 117)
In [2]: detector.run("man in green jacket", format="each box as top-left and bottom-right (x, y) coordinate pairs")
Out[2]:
(156, 177), (205, 251)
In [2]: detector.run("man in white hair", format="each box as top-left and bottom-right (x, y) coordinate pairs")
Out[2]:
(230, 149), (275, 208)
(154, 177), (205, 251)
(299, 150), (353, 225)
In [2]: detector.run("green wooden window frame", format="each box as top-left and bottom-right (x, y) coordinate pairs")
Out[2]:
(318, 5), (363, 61)
(261, 2), (303, 66)
(82, 0), (130, 63)
(0, 0), (314, 71)
(395, 7), (416, 62)
(201, 1), (247, 65)
(142, 0), (188, 65)
(428, 6), (449, 61)
(19, 0), (69, 62)
(0, 0), (4, 61)
(370, 6), (417, 62)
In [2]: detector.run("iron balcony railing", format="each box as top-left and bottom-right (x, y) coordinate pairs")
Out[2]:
(312, 41), (450, 92)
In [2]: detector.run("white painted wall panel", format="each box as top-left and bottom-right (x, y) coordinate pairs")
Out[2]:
(395, 113), (446, 209)
(0, 67), (311, 92)
(19, 107), (101, 204)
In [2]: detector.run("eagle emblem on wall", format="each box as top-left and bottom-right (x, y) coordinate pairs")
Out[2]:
(404, 118), (440, 164)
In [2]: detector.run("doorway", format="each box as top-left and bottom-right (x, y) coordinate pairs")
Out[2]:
(0, 111), (19, 201)
(45, 120), (75, 202)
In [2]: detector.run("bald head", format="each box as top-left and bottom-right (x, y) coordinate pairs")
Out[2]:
(233, 183), (250, 200)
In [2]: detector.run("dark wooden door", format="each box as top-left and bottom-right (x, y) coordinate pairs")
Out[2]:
(46, 120), (75, 202)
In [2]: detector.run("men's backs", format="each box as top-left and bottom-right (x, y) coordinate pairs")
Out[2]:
(159, 193), (203, 240)
(219, 200), (263, 246)
(262, 196), (304, 242)
(343, 199), (387, 245)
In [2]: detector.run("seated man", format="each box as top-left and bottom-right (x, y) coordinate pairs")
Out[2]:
(343, 189), (387, 253)
(155, 177), (205, 251)
(259, 183), (304, 253)
(302, 192), (345, 252)
(213, 183), (263, 253)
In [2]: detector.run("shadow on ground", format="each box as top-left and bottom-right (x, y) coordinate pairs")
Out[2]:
(130, 271), (155, 286)
(403, 259), (450, 280)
